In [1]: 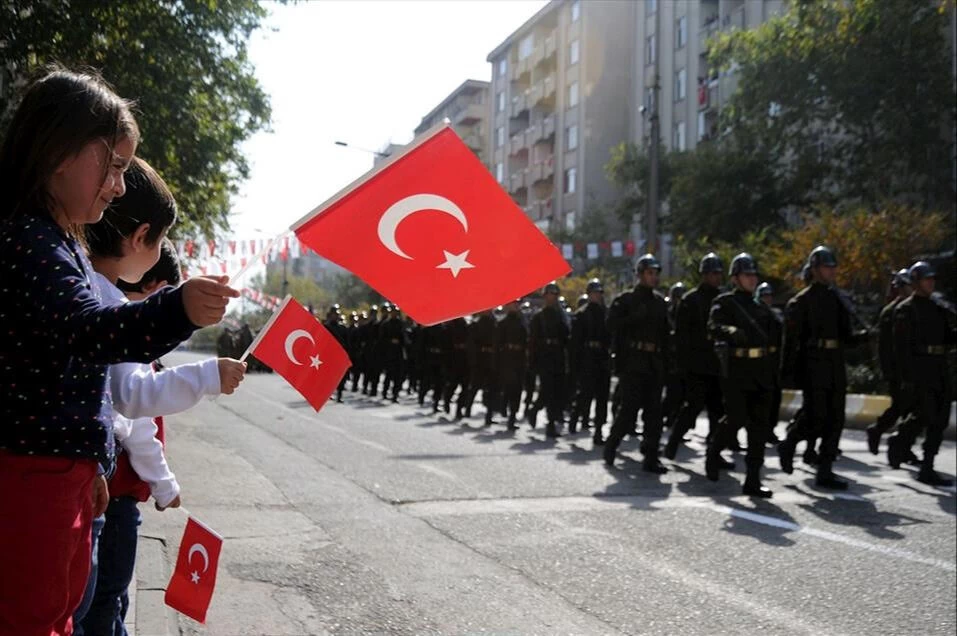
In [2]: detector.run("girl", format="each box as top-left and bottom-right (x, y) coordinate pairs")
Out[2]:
(0, 68), (238, 636)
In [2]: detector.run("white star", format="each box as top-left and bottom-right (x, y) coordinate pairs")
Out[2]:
(435, 250), (475, 278)
(309, 354), (323, 369)
(191, 571), (201, 584)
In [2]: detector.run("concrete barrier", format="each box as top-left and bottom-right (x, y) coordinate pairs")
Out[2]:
(779, 390), (957, 436)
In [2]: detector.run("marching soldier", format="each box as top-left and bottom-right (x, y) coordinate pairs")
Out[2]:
(705, 254), (780, 497)
(867, 269), (914, 456)
(442, 316), (471, 418)
(757, 282), (784, 444)
(497, 299), (528, 429)
(661, 281), (687, 431)
(569, 279), (611, 442)
(463, 309), (500, 426)
(323, 305), (349, 402)
(417, 323), (445, 412)
(780, 246), (866, 490)
(887, 262), (956, 485)
(529, 282), (569, 437)
(378, 304), (406, 402)
(347, 311), (362, 392)
(665, 253), (725, 460)
(603, 255), (670, 472)
(361, 304), (381, 396)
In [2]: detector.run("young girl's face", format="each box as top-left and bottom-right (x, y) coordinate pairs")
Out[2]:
(48, 136), (135, 228)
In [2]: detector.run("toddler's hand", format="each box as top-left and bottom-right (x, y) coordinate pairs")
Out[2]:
(181, 276), (240, 327)
(218, 358), (248, 395)
(155, 495), (182, 511)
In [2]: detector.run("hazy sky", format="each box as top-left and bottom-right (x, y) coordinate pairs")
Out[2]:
(230, 0), (547, 238)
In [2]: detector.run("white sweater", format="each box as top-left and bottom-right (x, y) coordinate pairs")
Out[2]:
(94, 273), (221, 507)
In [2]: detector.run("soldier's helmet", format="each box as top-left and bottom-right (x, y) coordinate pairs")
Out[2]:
(908, 261), (936, 281)
(586, 278), (603, 293)
(699, 252), (723, 274)
(668, 281), (687, 301)
(801, 263), (812, 284)
(808, 245), (838, 268)
(382, 302), (393, 312)
(892, 268), (912, 288)
(577, 294), (589, 308)
(729, 252), (759, 276)
(370, 304), (379, 313)
(558, 295), (568, 308)
(331, 303), (341, 313)
(756, 282), (773, 297)
(635, 253), (662, 273)
(543, 281), (560, 295)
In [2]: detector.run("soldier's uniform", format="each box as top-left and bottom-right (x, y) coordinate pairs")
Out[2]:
(665, 254), (724, 460)
(603, 255), (670, 472)
(323, 306), (349, 402)
(463, 311), (500, 426)
(417, 324), (445, 412)
(887, 262), (956, 485)
(569, 280), (610, 441)
(705, 254), (780, 497)
(780, 246), (863, 489)
(496, 303), (528, 429)
(757, 282), (784, 444)
(378, 308), (406, 402)
(361, 305), (382, 396)
(661, 281), (687, 430)
(442, 317), (471, 417)
(529, 283), (569, 437)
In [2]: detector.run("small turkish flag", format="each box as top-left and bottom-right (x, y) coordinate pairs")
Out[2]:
(245, 296), (351, 410)
(165, 517), (223, 624)
(291, 124), (570, 325)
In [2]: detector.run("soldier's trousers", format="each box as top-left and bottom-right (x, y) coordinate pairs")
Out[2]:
(363, 363), (382, 394)
(791, 386), (845, 463)
(711, 381), (771, 467)
(381, 360), (403, 399)
(463, 370), (498, 415)
(669, 373), (723, 443)
(538, 369), (566, 425)
(606, 373), (663, 458)
(767, 386), (783, 436)
(661, 374), (684, 426)
(443, 364), (470, 409)
(897, 384), (951, 462)
(501, 372), (524, 422)
(418, 361), (443, 407)
(574, 363), (610, 425)
(873, 383), (903, 435)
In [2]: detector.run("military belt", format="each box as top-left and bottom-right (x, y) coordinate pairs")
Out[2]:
(480, 346), (495, 353)
(428, 347), (442, 354)
(586, 341), (605, 349)
(629, 341), (658, 353)
(811, 339), (840, 350)
(504, 344), (524, 351)
(390, 338), (401, 344)
(731, 347), (768, 359)
(918, 345), (947, 355)
(544, 338), (561, 345)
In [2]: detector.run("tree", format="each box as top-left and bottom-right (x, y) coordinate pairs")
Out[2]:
(710, 0), (956, 209)
(605, 142), (676, 231)
(0, 1), (273, 237)
(251, 269), (333, 314)
(328, 272), (381, 309)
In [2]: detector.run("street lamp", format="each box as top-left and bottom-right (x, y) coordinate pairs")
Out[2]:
(333, 140), (390, 159)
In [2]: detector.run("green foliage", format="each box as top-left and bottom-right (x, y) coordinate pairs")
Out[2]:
(253, 268), (334, 314)
(710, 0), (956, 209)
(328, 272), (381, 309)
(670, 229), (775, 285)
(0, 0), (273, 238)
(605, 142), (676, 230)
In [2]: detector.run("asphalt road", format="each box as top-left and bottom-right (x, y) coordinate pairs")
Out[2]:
(145, 353), (957, 635)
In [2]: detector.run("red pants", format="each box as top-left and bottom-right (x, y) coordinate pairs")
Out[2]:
(0, 452), (97, 636)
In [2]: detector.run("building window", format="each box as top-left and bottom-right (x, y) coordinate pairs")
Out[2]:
(497, 91), (506, 113)
(496, 126), (505, 148)
(674, 68), (686, 102)
(645, 34), (656, 65)
(496, 162), (504, 183)
(566, 124), (578, 150)
(568, 81), (579, 107)
(673, 121), (686, 151)
(565, 210), (577, 231)
(676, 16), (687, 49)
(647, 0), (657, 15)
(565, 167), (577, 194)
(697, 111), (706, 141)
(569, 39), (580, 65)
(571, 0), (581, 22)
(498, 59), (507, 77)
(519, 34), (534, 60)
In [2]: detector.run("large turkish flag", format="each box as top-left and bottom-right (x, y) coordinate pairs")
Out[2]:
(245, 296), (351, 410)
(292, 125), (570, 325)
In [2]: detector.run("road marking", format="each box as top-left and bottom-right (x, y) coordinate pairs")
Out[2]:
(415, 463), (460, 481)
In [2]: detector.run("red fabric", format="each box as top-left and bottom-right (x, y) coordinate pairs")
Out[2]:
(165, 517), (222, 624)
(109, 415), (166, 502)
(0, 452), (97, 636)
(251, 298), (351, 411)
(293, 126), (570, 325)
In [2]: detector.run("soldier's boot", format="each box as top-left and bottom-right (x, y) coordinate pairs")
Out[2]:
(568, 415), (578, 435)
(866, 424), (882, 455)
(454, 406), (465, 421)
(886, 434), (906, 469)
(742, 460), (773, 498)
(602, 442), (616, 466)
(917, 455), (954, 486)
(526, 407), (538, 429)
(592, 424), (604, 446)
(705, 448), (722, 482)
(802, 446), (819, 466)
(545, 422), (561, 438)
(905, 450), (921, 466)
(484, 411), (494, 427)
(506, 413), (517, 430)
(663, 421), (686, 460)
(642, 448), (668, 474)
(815, 460), (849, 490)
(778, 434), (798, 474)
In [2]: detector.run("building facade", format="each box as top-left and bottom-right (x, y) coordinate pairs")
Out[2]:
(413, 79), (490, 164)
(486, 0), (638, 234)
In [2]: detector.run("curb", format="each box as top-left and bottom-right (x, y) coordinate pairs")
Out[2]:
(132, 528), (179, 636)
(780, 390), (957, 439)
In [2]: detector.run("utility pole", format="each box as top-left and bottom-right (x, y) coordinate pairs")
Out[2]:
(648, 2), (661, 256)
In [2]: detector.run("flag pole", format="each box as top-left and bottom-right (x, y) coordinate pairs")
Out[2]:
(238, 294), (294, 363)
(228, 231), (287, 284)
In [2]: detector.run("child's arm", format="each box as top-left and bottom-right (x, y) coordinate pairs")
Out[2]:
(115, 415), (180, 509)
(111, 359), (222, 420)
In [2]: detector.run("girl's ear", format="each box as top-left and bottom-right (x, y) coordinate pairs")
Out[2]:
(130, 223), (152, 252)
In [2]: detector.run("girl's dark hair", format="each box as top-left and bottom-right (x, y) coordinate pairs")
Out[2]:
(0, 67), (139, 223)
(86, 156), (177, 258)
(117, 238), (182, 293)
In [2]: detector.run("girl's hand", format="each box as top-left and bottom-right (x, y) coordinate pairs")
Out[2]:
(92, 475), (109, 517)
(181, 276), (240, 327)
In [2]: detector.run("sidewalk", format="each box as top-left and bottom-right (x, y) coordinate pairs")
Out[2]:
(129, 516), (180, 636)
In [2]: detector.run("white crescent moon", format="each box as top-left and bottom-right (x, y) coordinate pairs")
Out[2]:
(188, 543), (210, 573)
(284, 329), (315, 366)
(377, 193), (469, 260)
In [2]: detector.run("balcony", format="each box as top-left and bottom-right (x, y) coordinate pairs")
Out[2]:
(531, 41), (545, 67)
(698, 20), (719, 52)
(697, 82), (719, 110)
(510, 92), (529, 118)
(461, 131), (483, 151)
(542, 73), (556, 100)
(528, 156), (554, 184)
(452, 102), (485, 126)
(544, 33), (557, 59)
(526, 115), (556, 145)
(535, 198), (553, 220)
(722, 6), (745, 31)
(509, 131), (528, 155)
(510, 170), (527, 193)
(527, 83), (544, 109)
(521, 204), (536, 218)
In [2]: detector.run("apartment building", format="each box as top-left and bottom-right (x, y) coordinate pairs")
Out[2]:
(633, 0), (785, 154)
(487, 0), (638, 234)
(413, 79), (490, 164)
